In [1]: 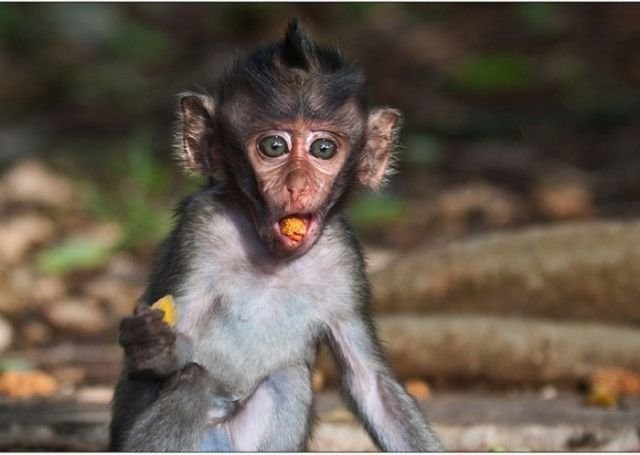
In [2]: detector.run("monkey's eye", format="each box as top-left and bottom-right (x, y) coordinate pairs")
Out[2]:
(309, 138), (337, 160)
(258, 135), (288, 158)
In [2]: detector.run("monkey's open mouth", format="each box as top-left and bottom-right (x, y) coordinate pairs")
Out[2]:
(274, 214), (315, 250)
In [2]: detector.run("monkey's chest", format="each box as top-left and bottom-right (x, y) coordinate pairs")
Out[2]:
(176, 255), (350, 393)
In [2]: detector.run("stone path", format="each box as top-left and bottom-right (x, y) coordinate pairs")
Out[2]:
(0, 390), (638, 450)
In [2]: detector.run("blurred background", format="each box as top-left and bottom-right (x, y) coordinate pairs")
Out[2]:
(0, 3), (639, 450)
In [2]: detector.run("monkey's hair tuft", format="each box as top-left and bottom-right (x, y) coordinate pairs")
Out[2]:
(281, 19), (316, 71)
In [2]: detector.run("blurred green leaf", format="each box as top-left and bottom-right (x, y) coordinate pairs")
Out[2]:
(348, 194), (407, 228)
(406, 3), (452, 23)
(72, 63), (150, 105)
(78, 130), (177, 250)
(126, 134), (171, 194)
(38, 238), (112, 275)
(110, 19), (173, 63)
(342, 3), (375, 20)
(451, 53), (535, 93)
(515, 3), (557, 31)
(0, 4), (22, 42)
(403, 134), (445, 167)
(0, 357), (34, 373)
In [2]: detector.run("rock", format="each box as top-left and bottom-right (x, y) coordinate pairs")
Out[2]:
(31, 276), (66, 304)
(371, 221), (640, 324)
(310, 422), (375, 451)
(0, 275), (22, 316)
(5, 266), (39, 316)
(75, 386), (114, 404)
(0, 214), (55, 264)
(0, 316), (13, 352)
(533, 168), (594, 220)
(81, 222), (123, 250)
(316, 315), (640, 385)
(21, 320), (52, 346)
(0, 160), (74, 209)
(82, 275), (141, 317)
(435, 182), (525, 234)
(105, 253), (147, 283)
(363, 246), (396, 274)
(43, 299), (109, 336)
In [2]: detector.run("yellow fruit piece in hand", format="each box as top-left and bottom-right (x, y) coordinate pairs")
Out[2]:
(280, 216), (307, 242)
(151, 295), (178, 326)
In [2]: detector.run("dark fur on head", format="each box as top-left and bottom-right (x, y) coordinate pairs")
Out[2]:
(217, 19), (368, 123)
(177, 20), (401, 258)
(212, 19), (371, 214)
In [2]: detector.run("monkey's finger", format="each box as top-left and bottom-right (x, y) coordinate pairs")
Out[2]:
(120, 310), (163, 332)
(133, 302), (152, 316)
(120, 326), (170, 347)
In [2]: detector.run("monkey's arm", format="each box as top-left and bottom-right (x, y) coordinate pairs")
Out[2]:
(326, 314), (443, 451)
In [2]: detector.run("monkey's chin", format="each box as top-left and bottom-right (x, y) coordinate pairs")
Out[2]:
(271, 215), (319, 259)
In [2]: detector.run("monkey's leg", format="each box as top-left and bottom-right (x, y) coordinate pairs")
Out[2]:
(118, 362), (215, 451)
(227, 363), (313, 451)
(327, 315), (443, 451)
(110, 371), (162, 450)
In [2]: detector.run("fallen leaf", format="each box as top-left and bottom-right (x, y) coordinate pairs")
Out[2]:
(405, 378), (432, 400)
(0, 370), (59, 399)
(587, 367), (640, 407)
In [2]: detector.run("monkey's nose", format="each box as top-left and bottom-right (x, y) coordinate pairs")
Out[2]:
(286, 169), (309, 199)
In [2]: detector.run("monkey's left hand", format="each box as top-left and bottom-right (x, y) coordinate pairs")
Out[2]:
(119, 303), (193, 377)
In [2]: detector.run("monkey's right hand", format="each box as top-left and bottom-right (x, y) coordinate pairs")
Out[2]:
(119, 303), (193, 377)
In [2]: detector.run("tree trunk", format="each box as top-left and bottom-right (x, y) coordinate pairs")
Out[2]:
(318, 314), (640, 385)
(371, 221), (640, 325)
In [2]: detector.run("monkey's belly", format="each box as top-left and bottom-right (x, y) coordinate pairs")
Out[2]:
(190, 311), (317, 396)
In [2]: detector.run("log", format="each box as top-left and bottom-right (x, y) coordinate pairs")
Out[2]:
(317, 314), (640, 384)
(371, 221), (640, 324)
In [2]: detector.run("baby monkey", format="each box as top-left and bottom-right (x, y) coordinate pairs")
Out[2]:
(110, 20), (442, 451)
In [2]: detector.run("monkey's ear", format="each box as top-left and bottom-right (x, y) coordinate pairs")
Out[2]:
(358, 108), (402, 190)
(178, 92), (218, 175)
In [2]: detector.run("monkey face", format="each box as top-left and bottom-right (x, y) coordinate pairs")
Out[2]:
(245, 120), (353, 258)
(177, 23), (403, 260)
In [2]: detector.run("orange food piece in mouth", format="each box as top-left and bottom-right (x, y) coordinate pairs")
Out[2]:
(279, 216), (307, 243)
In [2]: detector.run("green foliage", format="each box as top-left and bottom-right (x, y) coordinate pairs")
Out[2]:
(80, 131), (178, 251)
(37, 238), (113, 275)
(0, 357), (34, 373)
(109, 19), (174, 63)
(0, 4), (22, 43)
(406, 3), (452, 23)
(403, 134), (445, 167)
(450, 53), (535, 94)
(72, 62), (150, 105)
(342, 3), (375, 20)
(348, 194), (407, 229)
(515, 3), (558, 31)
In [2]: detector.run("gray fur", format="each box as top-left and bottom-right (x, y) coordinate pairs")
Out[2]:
(111, 19), (441, 453)
(110, 191), (442, 451)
